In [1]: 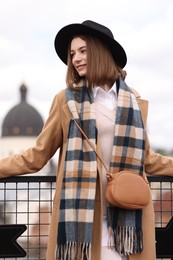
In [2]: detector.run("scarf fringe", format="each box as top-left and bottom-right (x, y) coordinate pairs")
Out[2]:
(109, 226), (143, 256)
(56, 242), (91, 260)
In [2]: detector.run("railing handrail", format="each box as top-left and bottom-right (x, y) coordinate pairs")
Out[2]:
(148, 175), (173, 182)
(0, 175), (56, 183)
(0, 175), (172, 183)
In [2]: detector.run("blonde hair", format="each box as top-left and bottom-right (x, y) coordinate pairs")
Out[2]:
(66, 35), (126, 88)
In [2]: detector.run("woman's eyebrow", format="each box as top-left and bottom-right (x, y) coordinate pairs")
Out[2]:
(70, 45), (87, 52)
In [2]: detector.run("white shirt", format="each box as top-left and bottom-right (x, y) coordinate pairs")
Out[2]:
(92, 82), (117, 110)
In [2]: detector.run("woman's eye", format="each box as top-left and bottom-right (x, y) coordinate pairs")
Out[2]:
(70, 53), (75, 58)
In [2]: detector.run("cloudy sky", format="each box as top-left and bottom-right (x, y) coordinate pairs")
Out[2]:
(0, 0), (173, 150)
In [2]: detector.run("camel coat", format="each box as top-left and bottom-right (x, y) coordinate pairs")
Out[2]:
(0, 87), (173, 260)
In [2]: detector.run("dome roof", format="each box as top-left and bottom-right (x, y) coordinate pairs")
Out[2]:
(2, 84), (44, 137)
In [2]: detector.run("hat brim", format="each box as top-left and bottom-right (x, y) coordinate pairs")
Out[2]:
(54, 23), (127, 68)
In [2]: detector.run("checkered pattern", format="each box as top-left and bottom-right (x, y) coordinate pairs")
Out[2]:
(110, 80), (145, 174)
(57, 77), (145, 259)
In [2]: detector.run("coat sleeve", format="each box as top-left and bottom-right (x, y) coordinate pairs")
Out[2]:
(144, 134), (173, 176)
(0, 92), (63, 178)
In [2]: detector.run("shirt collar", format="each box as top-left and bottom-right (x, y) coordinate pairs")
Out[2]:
(93, 82), (117, 98)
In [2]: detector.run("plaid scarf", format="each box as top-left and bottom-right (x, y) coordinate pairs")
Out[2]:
(57, 77), (145, 259)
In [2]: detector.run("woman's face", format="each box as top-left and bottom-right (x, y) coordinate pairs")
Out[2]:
(70, 37), (87, 77)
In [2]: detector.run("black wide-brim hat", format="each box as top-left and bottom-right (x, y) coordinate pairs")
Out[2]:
(54, 20), (127, 68)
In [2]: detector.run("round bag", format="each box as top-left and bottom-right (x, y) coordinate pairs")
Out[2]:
(105, 170), (150, 210)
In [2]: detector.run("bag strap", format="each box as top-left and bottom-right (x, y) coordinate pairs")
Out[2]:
(73, 118), (112, 180)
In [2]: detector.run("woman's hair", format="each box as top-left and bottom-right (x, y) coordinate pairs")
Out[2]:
(66, 35), (126, 88)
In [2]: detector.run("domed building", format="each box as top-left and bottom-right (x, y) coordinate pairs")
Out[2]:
(0, 83), (56, 175)
(2, 84), (43, 138)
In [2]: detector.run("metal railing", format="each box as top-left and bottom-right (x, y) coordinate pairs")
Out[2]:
(0, 176), (56, 260)
(149, 176), (173, 229)
(0, 175), (173, 260)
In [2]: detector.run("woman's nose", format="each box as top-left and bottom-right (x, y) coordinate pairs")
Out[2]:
(73, 52), (82, 62)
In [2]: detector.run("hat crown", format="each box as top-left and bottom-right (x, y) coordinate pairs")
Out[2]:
(82, 20), (114, 39)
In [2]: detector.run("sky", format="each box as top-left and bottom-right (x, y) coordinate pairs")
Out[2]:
(0, 0), (173, 150)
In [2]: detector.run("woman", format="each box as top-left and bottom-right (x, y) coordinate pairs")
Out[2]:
(0, 20), (173, 260)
